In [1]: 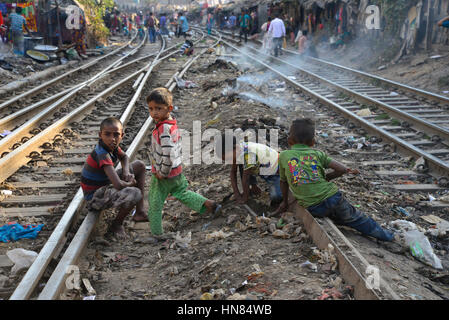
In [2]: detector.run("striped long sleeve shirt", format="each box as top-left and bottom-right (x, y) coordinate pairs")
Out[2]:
(150, 117), (182, 178)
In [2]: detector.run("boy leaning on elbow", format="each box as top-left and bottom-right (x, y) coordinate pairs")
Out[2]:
(275, 118), (395, 242)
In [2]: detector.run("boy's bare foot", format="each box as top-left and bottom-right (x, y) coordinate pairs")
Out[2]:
(109, 223), (128, 240)
(204, 200), (222, 215)
(132, 211), (148, 222)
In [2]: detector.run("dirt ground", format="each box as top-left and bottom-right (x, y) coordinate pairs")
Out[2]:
(2, 36), (448, 300)
(68, 44), (449, 300)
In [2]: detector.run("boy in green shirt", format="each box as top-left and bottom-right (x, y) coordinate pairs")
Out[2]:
(276, 118), (394, 242)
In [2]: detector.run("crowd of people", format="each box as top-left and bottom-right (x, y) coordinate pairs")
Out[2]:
(0, 6), (191, 59)
(203, 8), (317, 58)
(104, 9), (190, 42)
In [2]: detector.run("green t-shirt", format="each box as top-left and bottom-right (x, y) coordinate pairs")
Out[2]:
(279, 144), (339, 208)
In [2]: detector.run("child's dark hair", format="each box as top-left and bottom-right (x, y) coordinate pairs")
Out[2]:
(216, 133), (237, 158)
(289, 118), (315, 144)
(100, 117), (123, 131)
(146, 87), (173, 106)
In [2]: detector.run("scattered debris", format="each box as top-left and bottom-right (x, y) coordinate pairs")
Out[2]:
(390, 220), (443, 269)
(6, 248), (38, 275)
(0, 223), (44, 243)
(205, 229), (234, 240)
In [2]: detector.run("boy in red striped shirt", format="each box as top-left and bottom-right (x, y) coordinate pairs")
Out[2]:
(80, 117), (148, 239)
(147, 88), (221, 236)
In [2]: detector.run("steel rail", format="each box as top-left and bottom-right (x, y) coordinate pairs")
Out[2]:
(0, 33), (148, 159)
(0, 34), (185, 133)
(37, 31), (214, 300)
(227, 36), (449, 143)
(0, 33), (139, 113)
(212, 33), (449, 176)
(217, 28), (449, 106)
(303, 55), (449, 106)
(10, 30), (207, 300)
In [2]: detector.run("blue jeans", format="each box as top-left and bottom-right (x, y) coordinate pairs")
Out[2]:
(148, 27), (156, 43)
(258, 174), (282, 204)
(273, 37), (282, 57)
(307, 192), (394, 241)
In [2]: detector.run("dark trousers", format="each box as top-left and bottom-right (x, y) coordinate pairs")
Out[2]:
(307, 192), (394, 241)
(273, 37), (283, 57)
(239, 27), (248, 43)
(148, 27), (156, 43)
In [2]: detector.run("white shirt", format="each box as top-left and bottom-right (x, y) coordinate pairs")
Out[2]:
(268, 18), (285, 38)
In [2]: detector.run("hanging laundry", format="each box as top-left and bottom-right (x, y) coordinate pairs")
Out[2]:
(0, 223), (44, 243)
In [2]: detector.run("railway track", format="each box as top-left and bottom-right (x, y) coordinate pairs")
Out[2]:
(195, 29), (449, 300)
(2, 31), (224, 300)
(212, 29), (449, 188)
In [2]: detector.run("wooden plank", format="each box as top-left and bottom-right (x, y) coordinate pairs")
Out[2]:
(375, 170), (424, 176)
(419, 201), (449, 208)
(379, 126), (405, 131)
(390, 184), (442, 192)
(63, 148), (91, 155)
(0, 194), (66, 205)
(0, 206), (54, 217)
(429, 149), (449, 155)
(361, 160), (399, 166)
(9, 181), (73, 189)
(50, 158), (85, 164)
(395, 133), (418, 138)
(43, 166), (82, 174)
(408, 140), (436, 146)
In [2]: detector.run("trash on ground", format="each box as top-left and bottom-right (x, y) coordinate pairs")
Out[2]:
(318, 287), (344, 300)
(300, 260), (318, 272)
(0, 223), (44, 243)
(356, 108), (372, 117)
(6, 248), (38, 275)
(174, 76), (197, 89)
(172, 231), (192, 249)
(0, 130), (12, 137)
(389, 91), (399, 96)
(392, 206), (411, 217)
(205, 229), (234, 240)
(390, 220), (443, 269)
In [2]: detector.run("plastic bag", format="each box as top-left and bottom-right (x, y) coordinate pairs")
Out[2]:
(390, 220), (442, 269)
(6, 248), (38, 275)
(404, 229), (442, 269)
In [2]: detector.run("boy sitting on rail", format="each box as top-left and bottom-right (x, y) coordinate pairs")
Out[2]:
(275, 118), (395, 242)
(179, 39), (194, 56)
(217, 134), (283, 207)
(146, 88), (221, 236)
(80, 117), (148, 239)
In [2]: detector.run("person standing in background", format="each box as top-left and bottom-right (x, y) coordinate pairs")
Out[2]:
(177, 11), (188, 39)
(8, 6), (30, 55)
(268, 12), (285, 57)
